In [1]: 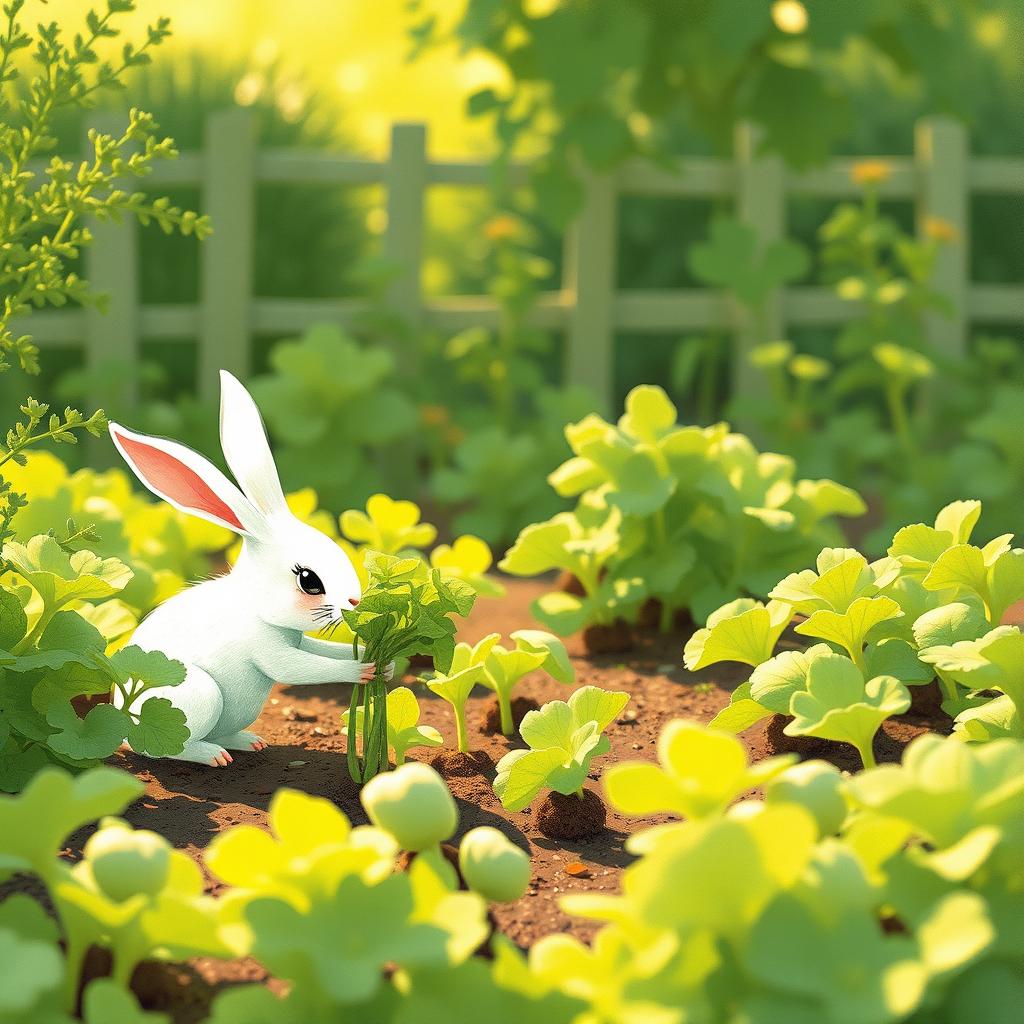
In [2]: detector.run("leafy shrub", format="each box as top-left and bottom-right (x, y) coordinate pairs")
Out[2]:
(493, 686), (629, 813)
(0, 535), (190, 789)
(694, 500), (1024, 752)
(501, 384), (864, 641)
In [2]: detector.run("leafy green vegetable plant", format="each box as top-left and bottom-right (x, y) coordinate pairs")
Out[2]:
(785, 654), (910, 768)
(698, 499), (1024, 748)
(493, 685), (629, 813)
(342, 552), (476, 782)
(523, 720), (1024, 1024)
(482, 629), (574, 735)
(503, 384), (863, 646)
(424, 634), (493, 755)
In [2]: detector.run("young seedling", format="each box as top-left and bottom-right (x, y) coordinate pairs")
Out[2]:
(458, 826), (531, 903)
(341, 686), (443, 766)
(343, 553), (476, 783)
(425, 634), (498, 754)
(481, 629), (575, 735)
(785, 654), (910, 769)
(493, 685), (629, 839)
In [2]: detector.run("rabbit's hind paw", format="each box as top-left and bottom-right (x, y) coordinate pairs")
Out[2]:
(170, 740), (234, 767)
(215, 730), (268, 753)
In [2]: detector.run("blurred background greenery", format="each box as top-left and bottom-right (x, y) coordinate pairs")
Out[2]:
(8, 0), (1023, 553)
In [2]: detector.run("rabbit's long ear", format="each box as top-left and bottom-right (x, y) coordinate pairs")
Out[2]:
(218, 370), (288, 519)
(109, 422), (265, 537)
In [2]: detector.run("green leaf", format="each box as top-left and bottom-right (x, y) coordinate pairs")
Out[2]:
(787, 657), (910, 768)
(245, 873), (450, 1004)
(83, 979), (170, 1024)
(749, 643), (833, 714)
(493, 748), (569, 813)
(45, 702), (126, 760)
(708, 681), (773, 734)
(912, 602), (990, 650)
(684, 601), (792, 671)
(0, 766), (143, 877)
(922, 544), (988, 597)
(794, 596), (902, 661)
(126, 697), (189, 757)
(863, 639), (934, 687)
(340, 494), (437, 555)
(0, 924), (64, 1015)
(107, 646), (187, 691)
(3, 535), (132, 608)
(688, 215), (809, 308)
(0, 590), (27, 650)
(510, 630), (574, 685)
(605, 720), (794, 819)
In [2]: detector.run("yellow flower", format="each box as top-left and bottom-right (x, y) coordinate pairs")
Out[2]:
(923, 216), (959, 243)
(851, 160), (892, 186)
(484, 214), (521, 242)
(771, 1), (808, 35)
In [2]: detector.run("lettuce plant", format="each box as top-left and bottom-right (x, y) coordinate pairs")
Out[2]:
(502, 384), (863, 645)
(785, 654), (910, 768)
(424, 629), (574, 747)
(493, 685), (629, 813)
(697, 500), (1024, 746)
(343, 553), (476, 782)
(500, 499), (646, 638)
(524, 721), (1024, 1024)
(341, 685), (442, 766)
(481, 629), (574, 735)
(424, 634), (496, 753)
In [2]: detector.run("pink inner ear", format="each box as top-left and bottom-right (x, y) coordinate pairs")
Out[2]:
(115, 431), (245, 532)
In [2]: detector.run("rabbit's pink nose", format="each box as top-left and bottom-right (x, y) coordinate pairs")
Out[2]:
(348, 597), (360, 607)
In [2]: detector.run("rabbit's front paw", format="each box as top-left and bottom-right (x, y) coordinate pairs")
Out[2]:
(360, 662), (396, 683)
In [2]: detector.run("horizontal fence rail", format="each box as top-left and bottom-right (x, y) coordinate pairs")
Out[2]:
(14, 109), (1024, 413)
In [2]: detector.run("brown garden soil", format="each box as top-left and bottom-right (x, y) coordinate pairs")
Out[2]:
(4, 577), (960, 1022)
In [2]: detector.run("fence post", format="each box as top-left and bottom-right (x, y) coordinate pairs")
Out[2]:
(85, 112), (138, 415)
(199, 107), (255, 400)
(733, 122), (785, 405)
(384, 123), (427, 363)
(915, 117), (967, 360)
(564, 170), (617, 414)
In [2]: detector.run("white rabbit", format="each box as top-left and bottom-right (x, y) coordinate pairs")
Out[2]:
(108, 370), (389, 767)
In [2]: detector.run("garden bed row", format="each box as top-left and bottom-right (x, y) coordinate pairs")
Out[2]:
(3, 578), (964, 1021)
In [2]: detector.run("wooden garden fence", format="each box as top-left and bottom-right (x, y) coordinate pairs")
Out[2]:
(18, 108), (1024, 414)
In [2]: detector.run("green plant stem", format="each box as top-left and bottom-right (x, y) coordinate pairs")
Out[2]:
(884, 380), (916, 459)
(347, 680), (364, 784)
(498, 690), (514, 735)
(659, 600), (675, 634)
(454, 703), (470, 753)
(857, 740), (877, 771)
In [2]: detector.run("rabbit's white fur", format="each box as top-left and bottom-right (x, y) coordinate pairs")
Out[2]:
(109, 370), (385, 767)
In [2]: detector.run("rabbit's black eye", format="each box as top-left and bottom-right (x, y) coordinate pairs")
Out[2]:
(292, 565), (325, 596)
